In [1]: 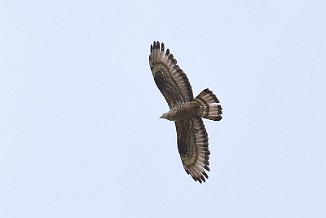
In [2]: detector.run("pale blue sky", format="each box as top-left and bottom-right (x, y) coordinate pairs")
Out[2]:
(1, 0), (325, 217)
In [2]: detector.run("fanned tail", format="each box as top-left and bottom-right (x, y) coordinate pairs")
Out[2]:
(193, 88), (222, 121)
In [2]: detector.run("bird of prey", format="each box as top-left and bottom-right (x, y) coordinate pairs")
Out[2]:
(149, 41), (223, 183)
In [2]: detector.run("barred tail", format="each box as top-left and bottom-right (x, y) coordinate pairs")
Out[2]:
(193, 88), (222, 121)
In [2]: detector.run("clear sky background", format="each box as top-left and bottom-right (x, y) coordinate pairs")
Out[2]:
(1, 0), (325, 217)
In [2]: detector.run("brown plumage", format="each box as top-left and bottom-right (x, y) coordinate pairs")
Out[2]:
(149, 41), (222, 183)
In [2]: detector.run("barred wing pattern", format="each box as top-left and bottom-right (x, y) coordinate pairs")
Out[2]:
(149, 41), (193, 108)
(175, 116), (210, 183)
(149, 41), (211, 183)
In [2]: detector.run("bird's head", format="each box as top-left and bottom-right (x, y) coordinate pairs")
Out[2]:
(160, 112), (172, 121)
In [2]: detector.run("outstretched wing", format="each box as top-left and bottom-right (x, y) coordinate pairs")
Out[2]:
(149, 41), (194, 108)
(175, 116), (210, 183)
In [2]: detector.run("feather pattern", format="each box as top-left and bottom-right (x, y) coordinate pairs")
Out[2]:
(149, 41), (193, 108)
(175, 116), (210, 183)
(149, 41), (222, 183)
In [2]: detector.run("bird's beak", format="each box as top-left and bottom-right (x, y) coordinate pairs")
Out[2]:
(159, 115), (163, 119)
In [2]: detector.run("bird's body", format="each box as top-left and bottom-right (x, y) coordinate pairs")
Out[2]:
(149, 41), (222, 183)
(160, 102), (200, 121)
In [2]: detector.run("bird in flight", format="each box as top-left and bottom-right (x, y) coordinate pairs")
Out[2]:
(149, 41), (223, 183)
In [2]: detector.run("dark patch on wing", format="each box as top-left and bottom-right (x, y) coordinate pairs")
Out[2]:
(175, 119), (193, 158)
(154, 71), (187, 107)
(154, 71), (168, 93)
(177, 138), (188, 156)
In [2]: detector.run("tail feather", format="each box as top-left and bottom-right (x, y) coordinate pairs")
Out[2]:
(193, 88), (222, 121)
